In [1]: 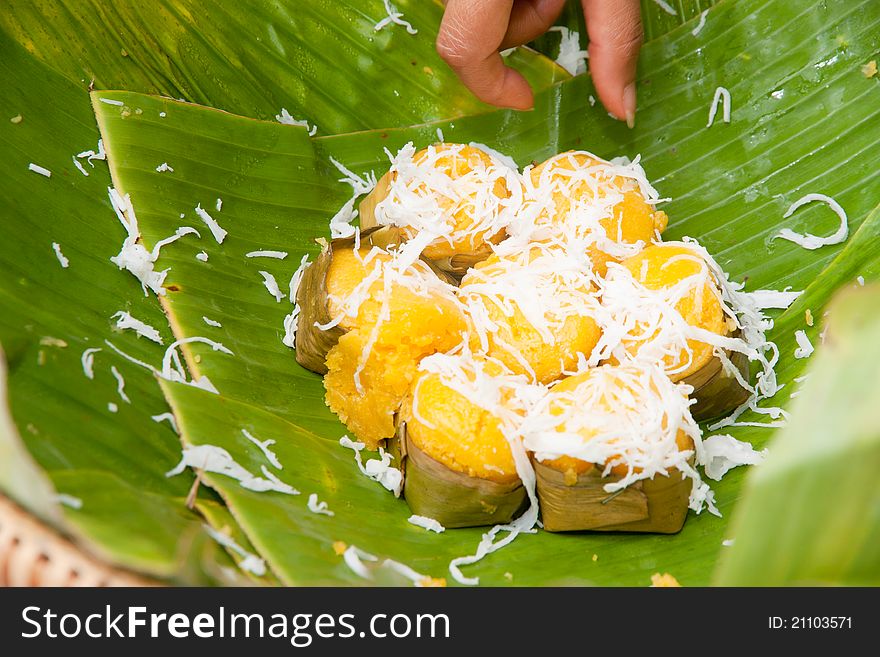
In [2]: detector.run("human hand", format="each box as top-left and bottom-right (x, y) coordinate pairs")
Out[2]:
(436, 0), (643, 126)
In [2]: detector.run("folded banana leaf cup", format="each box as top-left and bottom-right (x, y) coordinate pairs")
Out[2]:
(533, 458), (692, 534)
(681, 330), (751, 422)
(391, 422), (528, 529)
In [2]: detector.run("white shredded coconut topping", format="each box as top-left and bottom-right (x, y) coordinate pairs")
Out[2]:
(107, 402), (118, 413)
(53, 494), (83, 510)
(155, 162), (174, 173)
(28, 163), (51, 178)
(371, 142), (522, 267)
(99, 98), (124, 106)
(307, 493), (334, 516)
(166, 444), (299, 495)
(339, 436), (403, 496)
(653, 0), (678, 16)
(196, 251), (209, 262)
(81, 348), (101, 379)
(549, 26), (588, 76)
(793, 329), (814, 359)
(72, 157), (89, 177)
(771, 193), (848, 250)
(112, 310), (163, 344)
(151, 412), (179, 434)
(258, 270), (285, 302)
(707, 86), (731, 127)
(109, 188), (200, 296)
(52, 243), (69, 268)
(242, 429), (282, 469)
(195, 203), (227, 243)
(408, 515), (445, 534)
(202, 316), (222, 328)
(275, 108), (318, 135)
(328, 157), (377, 238)
(342, 545), (378, 579)
(110, 365), (130, 403)
(244, 251), (287, 260)
(701, 434), (767, 481)
(375, 0), (417, 34)
(246, 250), (288, 259)
(692, 9), (708, 36)
(203, 524), (267, 576)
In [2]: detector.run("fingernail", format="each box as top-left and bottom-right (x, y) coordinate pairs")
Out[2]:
(623, 83), (637, 129)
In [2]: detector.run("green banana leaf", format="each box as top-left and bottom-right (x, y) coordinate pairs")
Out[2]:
(2, 0), (879, 585)
(0, 38), (241, 584)
(716, 283), (880, 586)
(0, 0), (567, 134)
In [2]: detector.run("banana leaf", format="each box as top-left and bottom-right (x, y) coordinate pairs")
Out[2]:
(0, 37), (240, 584)
(0, 0), (567, 134)
(3, 0), (880, 585)
(715, 283), (880, 586)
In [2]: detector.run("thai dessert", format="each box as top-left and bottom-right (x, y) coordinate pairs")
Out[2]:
(293, 141), (770, 578)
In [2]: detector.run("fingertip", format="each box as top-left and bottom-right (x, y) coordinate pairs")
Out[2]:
(500, 68), (535, 110)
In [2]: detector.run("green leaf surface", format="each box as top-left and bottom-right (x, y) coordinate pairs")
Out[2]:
(0, 0), (565, 135)
(0, 37), (238, 583)
(716, 283), (880, 585)
(89, 0), (880, 585)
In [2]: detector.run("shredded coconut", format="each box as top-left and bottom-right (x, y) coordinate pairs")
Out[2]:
(108, 188), (200, 296)
(99, 98), (124, 106)
(242, 429), (282, 469)
(203, 316), (222, 328)
(155, 162), (174, 173)
(258, 270), (285, 302)
(275, 108), (317, 135)
(408, 515), (445, 533)
(110, 365), (130, 403)
(112, 310), (163, 344)
(166, 444), (298, 495)
(707, 86), (731, 127)
(793, 329), (814, 359)
(196, 251), (209, 262)
(81, 348), (101, 379)
(52, 243), (69, 268)
(328, 157), (377, 238)
(771, 193), (848, 250)
(151, 412), (179, 434)
(195, 203), (227, 243)
(700, 434), (766, 481)
(652, 0), (677, 16)
(342, 545), (378, 579)
(246, 250), (288, 260)
(338, 436), (403, 496)
(375, 0), (417, 34)
(28, 163), (51, 178)
(53, 494), (83, 510)
(307, 493), (334, 516)
(72, 157), (89, 177)
(549, 26), (588, 76)
(203, 524), (267, 576)
(692, 9), (708, 36)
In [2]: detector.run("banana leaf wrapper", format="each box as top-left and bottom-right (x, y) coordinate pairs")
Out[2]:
(294, 229), (384, 374)
(392, 422), (527, 528)
(681, 330), (751, 422)
(533, 458), (692, 534)
(358, 171), (492, 280)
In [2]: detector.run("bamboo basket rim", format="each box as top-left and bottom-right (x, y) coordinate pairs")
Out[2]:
(0, 492), (157, 587)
